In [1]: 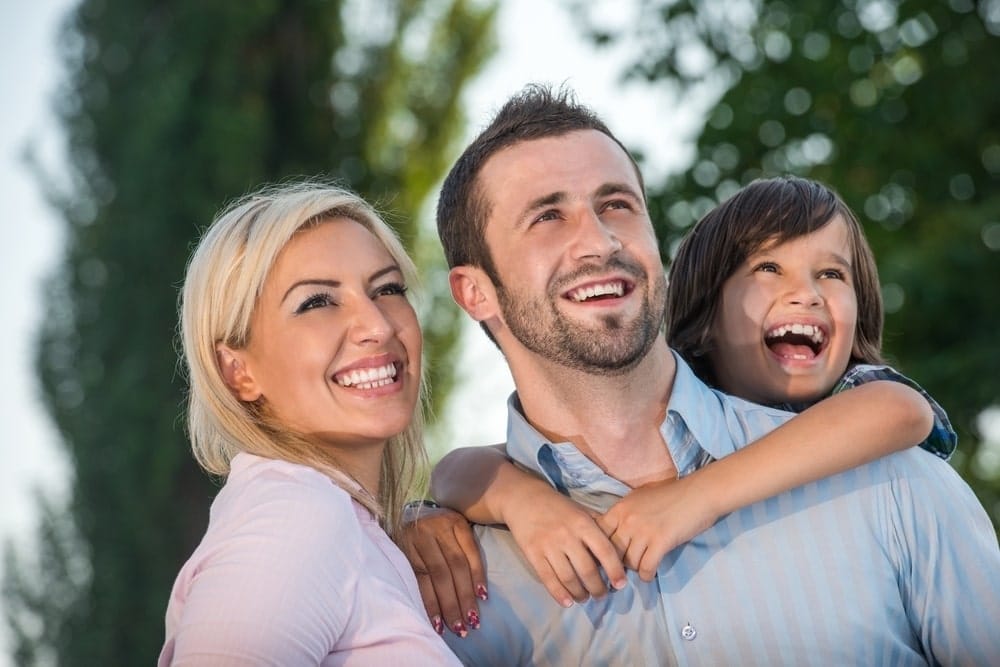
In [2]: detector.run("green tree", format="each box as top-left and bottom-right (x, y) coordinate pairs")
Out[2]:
(3, 1), (495, 664)
(575, 0), (1000, 527)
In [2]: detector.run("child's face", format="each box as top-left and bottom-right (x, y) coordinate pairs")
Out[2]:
(709, 216), (858, 405)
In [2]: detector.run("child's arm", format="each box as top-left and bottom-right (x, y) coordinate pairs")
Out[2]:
(596, 379), (934, 581)
(430, 444), (627, 607)
(832, 364), (957, 460)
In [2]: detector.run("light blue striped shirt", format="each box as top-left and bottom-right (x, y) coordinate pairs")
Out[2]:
(444, 351), (1000, 666)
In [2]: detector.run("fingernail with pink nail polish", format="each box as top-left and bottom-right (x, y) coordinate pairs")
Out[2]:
(476, 584), (489, 601)
(467, 609), (480, 629)
(451, 620), (468, 638)
(432, 616), (444, 635)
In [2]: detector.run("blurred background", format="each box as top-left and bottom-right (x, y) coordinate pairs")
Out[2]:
(1, 0), (997, 664)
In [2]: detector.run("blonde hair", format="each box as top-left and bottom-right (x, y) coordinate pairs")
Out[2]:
(179, 180), (427, 536)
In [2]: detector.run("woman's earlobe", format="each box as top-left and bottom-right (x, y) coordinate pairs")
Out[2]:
(215, 344), (262, 402)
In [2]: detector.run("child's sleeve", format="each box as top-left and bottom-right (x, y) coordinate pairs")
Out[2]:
(834, 364), (957, 460)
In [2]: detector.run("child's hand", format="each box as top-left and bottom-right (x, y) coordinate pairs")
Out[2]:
(503, 487), (627, 607)
(397, 506), (486, 638)
(596, 476), (720, 581)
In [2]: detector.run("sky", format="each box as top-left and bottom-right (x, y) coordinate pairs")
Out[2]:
(0, 0), (696, 661)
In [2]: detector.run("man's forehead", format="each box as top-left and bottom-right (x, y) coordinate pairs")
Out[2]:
(478, 130), (641, 196)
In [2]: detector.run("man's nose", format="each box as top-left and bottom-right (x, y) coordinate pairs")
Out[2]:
(570, 210), (623, 261)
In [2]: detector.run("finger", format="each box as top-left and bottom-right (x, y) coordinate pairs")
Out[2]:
(437, 529), (480, 630)
(527, 550), (580, 607)
(548, 552), (592, 603)
(595, 512), (628, 560)
(583, 532), (627, 591)
(416, 536), (467, 637)
(623, 539), (647, 574)
(564, 546), (610, 599)
(401, 540), (447, 635)
(637, 541), (663, 583)
(452, 520), (488, 602)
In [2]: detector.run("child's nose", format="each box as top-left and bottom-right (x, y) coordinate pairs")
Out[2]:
(784, 279), (823, 307)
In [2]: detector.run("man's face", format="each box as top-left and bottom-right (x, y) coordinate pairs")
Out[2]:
(476, 130), (666, 374)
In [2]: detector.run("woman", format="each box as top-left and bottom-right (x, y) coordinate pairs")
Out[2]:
(159, 182), (460, 665)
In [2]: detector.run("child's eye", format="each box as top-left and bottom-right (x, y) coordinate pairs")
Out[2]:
(753, 262), (780, 274)
(818, 268), (846, 280)
(295, 293), (335, 314)
(374, 282), (408, 298)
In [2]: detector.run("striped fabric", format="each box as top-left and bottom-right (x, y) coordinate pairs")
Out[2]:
(443, 352), (1000, 666)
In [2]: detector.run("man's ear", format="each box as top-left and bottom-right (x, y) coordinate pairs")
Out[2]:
(215, 344), (262, 402)
(449, 265), (500, 323)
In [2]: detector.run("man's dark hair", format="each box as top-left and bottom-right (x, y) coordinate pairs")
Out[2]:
(667, 176), (884, 386)
(436, 84), (644, 283)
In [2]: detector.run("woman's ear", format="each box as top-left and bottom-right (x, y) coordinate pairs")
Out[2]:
(215, 344), (262, 402)
(449, 266), (500, 323)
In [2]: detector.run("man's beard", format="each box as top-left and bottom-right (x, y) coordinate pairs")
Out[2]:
(494, 257), (667, 375)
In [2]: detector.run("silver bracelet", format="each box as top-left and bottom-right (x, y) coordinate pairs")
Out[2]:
(403, 499), (441, 511)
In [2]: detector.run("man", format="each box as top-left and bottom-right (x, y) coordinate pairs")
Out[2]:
(419, 85), (1000, 665)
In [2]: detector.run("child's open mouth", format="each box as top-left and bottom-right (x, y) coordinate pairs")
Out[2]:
(764, 323), (827, 360)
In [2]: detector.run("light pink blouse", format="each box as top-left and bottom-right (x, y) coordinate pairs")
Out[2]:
(159, 453), (459, 666)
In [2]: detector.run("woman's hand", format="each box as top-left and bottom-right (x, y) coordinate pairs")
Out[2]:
(397, 506), (486, 638)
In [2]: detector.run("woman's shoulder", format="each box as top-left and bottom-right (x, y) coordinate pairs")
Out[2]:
(227, 452), (352, 502)
(211, 453), (363, 548)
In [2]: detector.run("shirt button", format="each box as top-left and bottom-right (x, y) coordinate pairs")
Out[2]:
(681, 624), (697, 641)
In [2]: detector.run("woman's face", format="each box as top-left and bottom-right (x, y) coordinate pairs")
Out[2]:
(229, 218), (422, 451)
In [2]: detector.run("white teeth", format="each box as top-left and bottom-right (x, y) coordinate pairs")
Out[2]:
(765, 323), (825, 345)
(568, 281), (625, 302)
(335, 363), (397, 388)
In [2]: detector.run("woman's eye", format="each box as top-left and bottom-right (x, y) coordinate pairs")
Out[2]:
(295, 293), (333, 314)
(819, 268), (846, 280)
(374, 282), (408, 298)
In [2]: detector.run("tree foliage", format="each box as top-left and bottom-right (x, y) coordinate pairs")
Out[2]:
(575, 0), (1000, 527)
(4, 0), (495, 663)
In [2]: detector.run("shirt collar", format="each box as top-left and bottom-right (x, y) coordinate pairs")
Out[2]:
(503, 348), (742, 488)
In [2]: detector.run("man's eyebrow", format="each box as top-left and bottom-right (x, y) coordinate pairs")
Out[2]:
(595, 182), (643, 201)
(517, 191), (566, 225)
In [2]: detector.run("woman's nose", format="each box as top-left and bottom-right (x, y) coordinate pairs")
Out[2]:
(349, 298), (396, 345)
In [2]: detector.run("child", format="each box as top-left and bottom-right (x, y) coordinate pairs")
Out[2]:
(412, 176), (955, 635)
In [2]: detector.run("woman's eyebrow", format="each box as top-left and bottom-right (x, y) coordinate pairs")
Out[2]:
(281, 279), (339, 305)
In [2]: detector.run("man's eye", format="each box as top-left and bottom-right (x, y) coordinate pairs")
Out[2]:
(603, 199), (632, 211)
(295, 293), (333, 314)
(532, 210), (560, 224)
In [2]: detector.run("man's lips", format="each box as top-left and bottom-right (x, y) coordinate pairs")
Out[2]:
(564, 279), (631, 303)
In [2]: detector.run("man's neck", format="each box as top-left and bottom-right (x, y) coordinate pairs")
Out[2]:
(506, 339), (678, 486)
